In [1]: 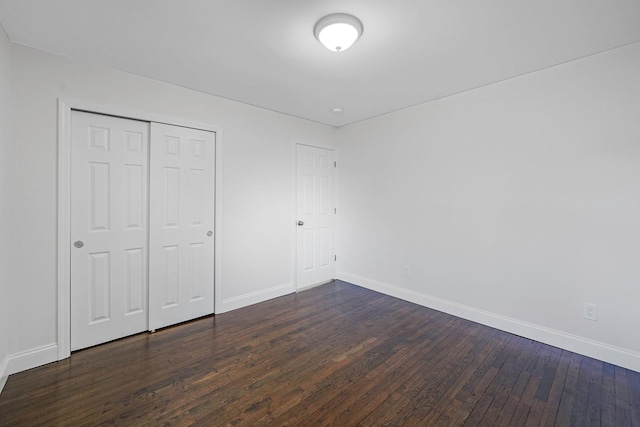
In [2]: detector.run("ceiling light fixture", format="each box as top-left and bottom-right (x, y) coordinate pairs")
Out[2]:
(314, 13), (363, 52)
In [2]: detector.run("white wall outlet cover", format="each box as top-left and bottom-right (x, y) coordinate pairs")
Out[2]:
(583, 303), (598, 321)
(402, 266), (410, 277)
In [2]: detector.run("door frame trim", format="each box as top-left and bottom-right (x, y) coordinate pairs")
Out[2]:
(57, 98), (224, 360)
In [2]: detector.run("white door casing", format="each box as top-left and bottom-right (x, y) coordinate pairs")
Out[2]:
(296, 144), (336, 289)
(149, 123), (216, 330)
(70, 111), (150, 351)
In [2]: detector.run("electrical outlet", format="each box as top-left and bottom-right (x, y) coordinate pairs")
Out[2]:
(583, 303), (598, 321)
(402, 266), (410, 277)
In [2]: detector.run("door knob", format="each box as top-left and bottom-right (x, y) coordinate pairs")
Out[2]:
(74, 240), (84, 248)
(297, 221), (304, 226)
(207, 231), (213, 237)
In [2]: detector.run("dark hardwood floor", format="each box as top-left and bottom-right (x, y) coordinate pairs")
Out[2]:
(0, 280), (638, 426)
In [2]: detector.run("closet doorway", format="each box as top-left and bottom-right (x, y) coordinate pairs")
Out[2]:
(69, 110), (215, 351)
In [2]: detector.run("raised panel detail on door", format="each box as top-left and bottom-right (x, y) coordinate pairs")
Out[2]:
(89, 251), (111, 323)
(149, 123), (215, 330)
(319, 176), (331, 215)
(164, 167), (180, 227)
(302, 175), (314, 215)
(89, 127), (110, 150)
(125, 164), (144, 229)
(189, 243), (204, 301)
(162, 245), (180, 308)
(302, 229), (314, 271)
(90, 162), (110, 231)
(125, 248), (144, 315)
(296, 145), (335, 289)
(126, 131), (143, 153)
(71, 111), (149, 351)
(190, 169), (204, 225)
(319, 227), (331, 267)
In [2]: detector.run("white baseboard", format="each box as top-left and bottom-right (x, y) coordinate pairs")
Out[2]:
(216, 282), (295, 314)
(0, 355), (8, 394)
(0, 343), (58, 395)
(338, 272), (640, 373)
(6, 343), (58, 376)
(296, 279), (334, 293)
(2, 282), (295, 383)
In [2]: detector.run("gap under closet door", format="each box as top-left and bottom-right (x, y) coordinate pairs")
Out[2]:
(70, 111), (150, 351)
(148, 123), (215, 330)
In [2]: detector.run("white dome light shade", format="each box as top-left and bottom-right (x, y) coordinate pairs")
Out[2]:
(314, 13), (363, 52)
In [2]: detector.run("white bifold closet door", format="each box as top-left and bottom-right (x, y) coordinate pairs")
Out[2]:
(70, 112), (215, 351)
(70, 111), (150, 351)
(148, 123), (215, 331)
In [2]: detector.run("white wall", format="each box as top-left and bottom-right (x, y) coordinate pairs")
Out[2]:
(4, 43), (335, 373)
(0, 24), (11, 387)
(3, 31), (639, 379)
(337, 42), (640, 372)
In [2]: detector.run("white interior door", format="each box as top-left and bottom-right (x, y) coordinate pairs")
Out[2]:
(70, 111), (149, 351)
(149, 123), (215, 330)
(296, 144), (336, 289)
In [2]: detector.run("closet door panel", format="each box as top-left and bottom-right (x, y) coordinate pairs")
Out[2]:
(70, 111), (149, 351)
(149, 123), (215, 330)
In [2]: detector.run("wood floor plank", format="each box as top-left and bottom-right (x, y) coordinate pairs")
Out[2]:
(461, 334), (523, 426)
(296, 307), (436, 425)
(424, 329), (503, 425)
(553, 351), (582, 425)
(585, 358), (604, 426)
(506, 342), (551, 426)
(601, 362), (618, 426)
(537, 349), (571, 425)
(415, 331), (503, 424)
(493, 341), (541, 426)
(359, 321), (478, 426)
(0, 280), (638, 427)
(478, 338), (538, 425)
(439, 341), (508, 425)
(337, 316), (467, 426)
(615, 365), (634, 427)
(630, 369), (640, 426)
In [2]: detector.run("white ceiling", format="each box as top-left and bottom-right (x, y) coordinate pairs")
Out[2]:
(1, 1), (640, 127)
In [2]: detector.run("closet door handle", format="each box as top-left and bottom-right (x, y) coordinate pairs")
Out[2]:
(297, 221), (304, 226)
(74, 240), (84, 249)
